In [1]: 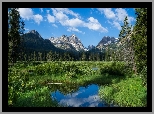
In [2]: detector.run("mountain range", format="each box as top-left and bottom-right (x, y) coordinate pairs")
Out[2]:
(22, 30), (119, 53)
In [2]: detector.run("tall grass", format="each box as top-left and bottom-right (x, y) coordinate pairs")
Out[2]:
(99, 74), (147, 107)
(8, 61), (147, 107)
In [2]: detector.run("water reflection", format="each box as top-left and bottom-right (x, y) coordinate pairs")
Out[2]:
(51, 84), (108, 107)
(92, 67), (99, 70)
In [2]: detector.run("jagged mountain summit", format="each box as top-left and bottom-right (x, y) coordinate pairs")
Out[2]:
(22, 30), (65, 53)
(87, 45), (96, 50)
(27, 30), (42, 38)
(96, 36), (118, 50)
(49, 34), (87, 51)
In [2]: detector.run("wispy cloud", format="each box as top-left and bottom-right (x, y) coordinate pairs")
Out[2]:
(40, 8), (43, 13)
(53, 8), (80, 18)
(97, 8), (115, 19)
(97, 8), (135, 30)
(47, 14), (55, 23)
(18, 8), (43, 25)
(108, 20), (121, 30)
(18, 8), (33, 20)
(49, 8), (108, 33)
(52, 24), (58, 28)
(67, 27), (84, 34)
(33, 14), (43, 25)
(84, 17), (108, 33)
(46, 10), (50, 14)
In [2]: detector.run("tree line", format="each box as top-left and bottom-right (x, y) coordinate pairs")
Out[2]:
(17, 50), (106, 62)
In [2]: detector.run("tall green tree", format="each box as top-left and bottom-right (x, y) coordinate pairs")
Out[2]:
(118, 16), (136, 72)
(46, 51), (52, 61)
(38, 52), (42, 61)
(132, 8), (147, 81)
(81, 52), (86, 61)
(8, 8), (25, 65)
(118, 16), (132, 61)
(33, 51), (36, 61)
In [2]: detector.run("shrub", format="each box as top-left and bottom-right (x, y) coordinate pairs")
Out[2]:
(100, 61), (126, 76)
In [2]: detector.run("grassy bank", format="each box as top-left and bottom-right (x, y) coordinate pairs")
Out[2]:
(98, 74), (147, 107)
(8, 61), (147, 107)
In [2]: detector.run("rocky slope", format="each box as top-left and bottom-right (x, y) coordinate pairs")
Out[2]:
(49, 34), (86, 51)
(96, 36), (118, 50)
(22, 30), (64, 53)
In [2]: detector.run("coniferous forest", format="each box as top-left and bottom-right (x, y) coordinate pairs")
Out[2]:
(8, 8), (147, 107)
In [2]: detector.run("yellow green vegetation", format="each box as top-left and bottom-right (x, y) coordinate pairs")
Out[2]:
(8, 61), (147, 107)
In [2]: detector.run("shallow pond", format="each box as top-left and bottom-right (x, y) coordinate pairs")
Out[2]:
(50, 84), (114, 107)
(92, 67), (99, 70)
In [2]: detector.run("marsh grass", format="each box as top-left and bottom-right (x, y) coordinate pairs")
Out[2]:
(8, 61), (147, 107)
(99, 75), (147, 107)
(14, 87), (61, 107)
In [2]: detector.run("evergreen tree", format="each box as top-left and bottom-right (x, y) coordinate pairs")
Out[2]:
(46, 51), (52, 61)
(8, 8), (25, 65)
(132, 8), (147, 79)
(33, 51), (36, 61)
(81, 52), (86, 61)
(118, 16), (135, 71)
(38, 52), (42, 61)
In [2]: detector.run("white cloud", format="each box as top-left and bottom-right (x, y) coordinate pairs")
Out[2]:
(97, 8), (115, 19)
(66, 18), (84, 27)
(54, 8), (80, 18)
(52, 24), (58, 28)
(115, 8), (128, 22)
(51, 8), (107, 33)
(40, 8), (43, 13)
(18, 8), (43, 25)
(47, 14), (55, 23)
(67, 27), (83, 34)
(33, 14), (43, 25)
(113, 21), (121, 30)
(97, 8), (135, 30)
(18, 8), (33, 20)
(108, 20), (121, 30)
(46, 10), (50, 14)
(115, 8), (135, 24)
(84, 17), (108, 33)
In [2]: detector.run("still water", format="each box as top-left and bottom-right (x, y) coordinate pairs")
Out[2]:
(50, 84), (111, 107)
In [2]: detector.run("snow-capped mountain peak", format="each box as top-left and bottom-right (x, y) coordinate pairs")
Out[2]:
(49, 34), (85, 51)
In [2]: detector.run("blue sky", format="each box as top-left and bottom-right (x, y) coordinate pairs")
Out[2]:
(18, 8), (136, 48)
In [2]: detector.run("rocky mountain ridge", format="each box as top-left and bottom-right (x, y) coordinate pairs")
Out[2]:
(49, 34), (86, 52)
(25, 30), (118, 52)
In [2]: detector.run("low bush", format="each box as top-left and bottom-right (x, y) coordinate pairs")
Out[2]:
(100, 61), (126, 76)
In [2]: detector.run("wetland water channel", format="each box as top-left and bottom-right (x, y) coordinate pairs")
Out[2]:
(50, 84), (115, 107)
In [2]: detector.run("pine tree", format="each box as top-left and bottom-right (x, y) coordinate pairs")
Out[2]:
(132, 8), (147, 78)
(8, 8), (25, 65)
(33, 51), (36, 61)
(118, 16), (135, 71)
(38, 52), (42, 61)
(46, 51), (52, 61)
(81, 52), (86, 61)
